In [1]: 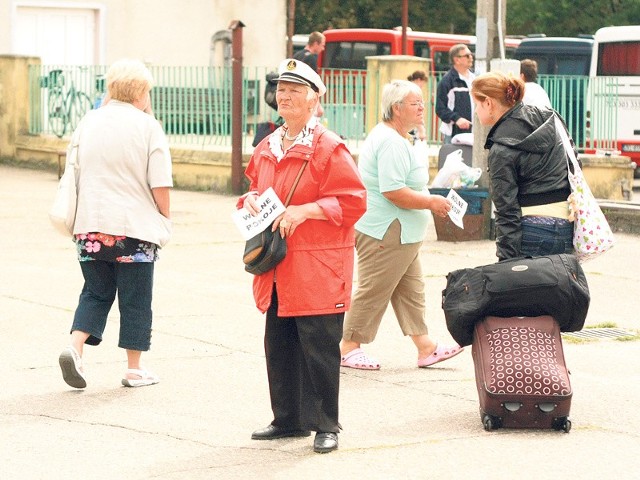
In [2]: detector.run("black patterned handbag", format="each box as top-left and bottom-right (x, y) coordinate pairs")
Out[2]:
(243, 161), (308, 275)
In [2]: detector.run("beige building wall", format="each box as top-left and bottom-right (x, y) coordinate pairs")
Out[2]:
(0, 55), (40, 158)
(0, 0), (287, 68)
(365, 55), (431, 133)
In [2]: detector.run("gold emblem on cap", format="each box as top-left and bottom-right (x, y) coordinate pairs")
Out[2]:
(287, 60), (297, 70)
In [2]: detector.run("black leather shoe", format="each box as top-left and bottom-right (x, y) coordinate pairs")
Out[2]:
(313, 432), (338, 453)
(251, 424), (311, 440)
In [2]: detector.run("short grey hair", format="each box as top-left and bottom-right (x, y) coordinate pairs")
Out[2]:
(381, 80), (422, 121)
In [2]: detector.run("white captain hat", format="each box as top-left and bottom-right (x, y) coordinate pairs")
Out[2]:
(275, 58), (326, 96)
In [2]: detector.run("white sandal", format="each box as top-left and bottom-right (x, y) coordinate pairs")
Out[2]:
(121, 368), (160, 388)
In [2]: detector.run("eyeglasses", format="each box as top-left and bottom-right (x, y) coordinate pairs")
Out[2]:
(402, 101), (425, 108)
(457, 53), (473, 58)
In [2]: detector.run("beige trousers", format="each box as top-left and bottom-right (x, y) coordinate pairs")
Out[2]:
(343, 220), (429, 344)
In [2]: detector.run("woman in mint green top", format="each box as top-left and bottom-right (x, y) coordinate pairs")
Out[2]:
(340, 80), (464, 370)
(355, 120), (431, 244)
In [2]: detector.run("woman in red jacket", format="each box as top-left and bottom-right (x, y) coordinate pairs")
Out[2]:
(238, 59), (366, 454)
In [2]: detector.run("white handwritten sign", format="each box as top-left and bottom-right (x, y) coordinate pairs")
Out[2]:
(446, 189), (468, 229)
(232, 187), (286, 240)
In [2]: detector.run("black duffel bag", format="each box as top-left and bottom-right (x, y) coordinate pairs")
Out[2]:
(442, 254), (590, 346)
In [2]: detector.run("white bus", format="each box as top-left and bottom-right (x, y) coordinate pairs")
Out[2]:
(587, 25), (640, 173)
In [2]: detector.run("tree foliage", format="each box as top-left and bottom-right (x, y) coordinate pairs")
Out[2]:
(295, 0), (476, 34)
(507, 0), (640, 36)
(294, 0), (640, 37)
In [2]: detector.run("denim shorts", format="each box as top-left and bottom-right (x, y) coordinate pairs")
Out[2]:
(520, 216), (574, 257)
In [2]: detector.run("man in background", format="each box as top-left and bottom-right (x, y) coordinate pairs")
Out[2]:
(294, 31), (326, 73)
(436, 44), (475, 144)
(520, 59), (552, 109)
(293, 31), (326, 118)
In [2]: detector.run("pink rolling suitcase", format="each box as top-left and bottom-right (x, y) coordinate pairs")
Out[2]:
(472, 315), (572, 432)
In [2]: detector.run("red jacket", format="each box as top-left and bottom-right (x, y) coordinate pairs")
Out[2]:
(238, 125), (366, 316)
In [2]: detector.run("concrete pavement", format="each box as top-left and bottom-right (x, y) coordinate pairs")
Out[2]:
(1, 164), (639, 480)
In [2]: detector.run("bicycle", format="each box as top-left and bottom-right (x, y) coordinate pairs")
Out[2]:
(46, 69), (93, 137)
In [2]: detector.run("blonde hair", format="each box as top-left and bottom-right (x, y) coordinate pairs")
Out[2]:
(106, 59), (154, 103)
(471, 71), (525, 108)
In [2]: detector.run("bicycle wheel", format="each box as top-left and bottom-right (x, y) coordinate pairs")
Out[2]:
(48, 89), (67, 137)
(69, 92), (92, 132)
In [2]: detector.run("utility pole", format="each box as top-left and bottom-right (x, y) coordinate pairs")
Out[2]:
(401, 0), (408, 55)
(287, 0), (295, 58)
(229, 20), (245, 195)
(473, 0), (507, 188)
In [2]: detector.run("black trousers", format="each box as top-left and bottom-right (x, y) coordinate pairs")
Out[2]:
(264, 287), (344, 433)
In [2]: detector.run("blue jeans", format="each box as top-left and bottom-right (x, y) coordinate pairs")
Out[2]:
(72, 261), (155, 351)
(520, 217), (574, 257)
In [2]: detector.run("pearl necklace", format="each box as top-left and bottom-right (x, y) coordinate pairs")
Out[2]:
(284, 130), (299, 141)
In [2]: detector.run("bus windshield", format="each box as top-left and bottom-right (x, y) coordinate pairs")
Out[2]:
(323, 41), (391, 70)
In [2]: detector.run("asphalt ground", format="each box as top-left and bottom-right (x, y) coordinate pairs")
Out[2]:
(1, 164), (639, 480)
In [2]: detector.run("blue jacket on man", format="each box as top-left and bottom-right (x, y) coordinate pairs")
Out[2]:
(436, 68), (474, 138)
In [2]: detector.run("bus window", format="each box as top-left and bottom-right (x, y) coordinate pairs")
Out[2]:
(504, 46), (518, 58)
(413, 41), (430, 60)
(598, 42), (640, 76)
(514, 37), (593, 75)
(433, 51), (451, 73)
(323, 41), (391, 70)
(525, 55), (554, 74)
(556, 56), (591, 75)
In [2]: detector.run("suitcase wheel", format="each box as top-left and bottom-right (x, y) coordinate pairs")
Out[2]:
(552, 417), (572, 433)
(482, 414), (501, 431)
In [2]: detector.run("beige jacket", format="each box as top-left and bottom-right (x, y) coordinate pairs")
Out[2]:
(72, 101), (173, 247)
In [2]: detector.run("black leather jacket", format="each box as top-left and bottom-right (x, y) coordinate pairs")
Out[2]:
(484, 103), (572, 260)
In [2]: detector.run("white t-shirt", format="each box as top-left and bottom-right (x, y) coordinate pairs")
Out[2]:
(522, 82), (552, 109)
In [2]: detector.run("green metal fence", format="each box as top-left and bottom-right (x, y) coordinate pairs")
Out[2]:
(582, 75), (619, 152)
(30, 65), (107, 138)
(539, 74), (589, 146)
(28, 64), (618, 152)
(320, 69), (367, 141)
(29, 64), (279, 148)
